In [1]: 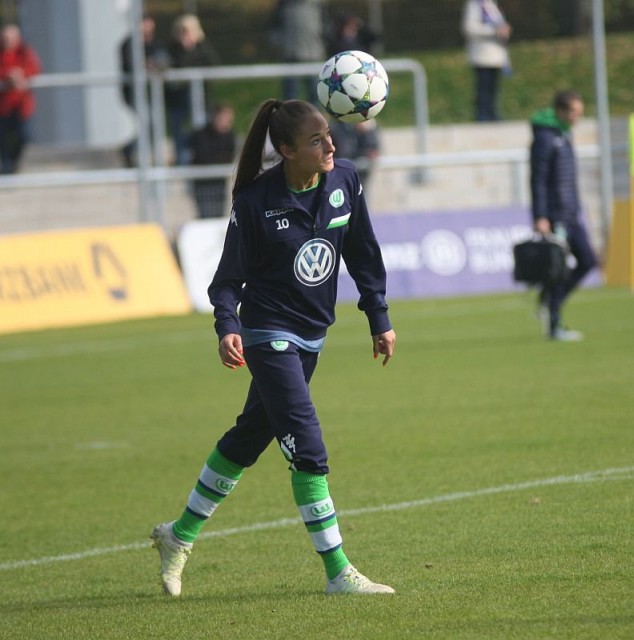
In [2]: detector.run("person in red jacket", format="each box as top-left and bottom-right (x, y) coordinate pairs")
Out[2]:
(0, 24), (41, 174)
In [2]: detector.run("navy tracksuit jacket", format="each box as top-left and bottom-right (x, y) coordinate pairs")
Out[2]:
(207, 159), (391, 473)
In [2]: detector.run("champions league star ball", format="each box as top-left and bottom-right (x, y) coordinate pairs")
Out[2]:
(317, 50), (389, 123)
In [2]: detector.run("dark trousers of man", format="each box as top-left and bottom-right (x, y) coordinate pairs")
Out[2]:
(0, 112), (30, 174)
(167, 100), (192, 166)
(547, 220), (598, 332)
(473, 67), (500, 122)
(216, 341), (329, 475)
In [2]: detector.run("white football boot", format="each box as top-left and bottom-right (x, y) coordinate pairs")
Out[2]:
(150, 521), (192, 597)
(325, 565), (395, 595)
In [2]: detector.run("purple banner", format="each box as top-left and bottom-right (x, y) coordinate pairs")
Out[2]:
(337, 206), (601, 301)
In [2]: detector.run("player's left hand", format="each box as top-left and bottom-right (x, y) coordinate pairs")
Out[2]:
(372, 329), (396, 367)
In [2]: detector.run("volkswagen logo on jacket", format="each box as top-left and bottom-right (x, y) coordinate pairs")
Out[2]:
(294, 239), (336, 286)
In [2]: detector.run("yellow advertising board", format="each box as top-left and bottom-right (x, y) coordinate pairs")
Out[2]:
(0, 224), (192, 334)
(605, 114), (634, 288)
(631, 114), (634, 176)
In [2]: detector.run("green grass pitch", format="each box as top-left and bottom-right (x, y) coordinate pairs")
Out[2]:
(0, 287), (632, 639)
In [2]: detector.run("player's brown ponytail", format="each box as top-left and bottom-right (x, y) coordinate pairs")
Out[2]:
(232, 99), (277, 199)
(232, 99), (320, 199)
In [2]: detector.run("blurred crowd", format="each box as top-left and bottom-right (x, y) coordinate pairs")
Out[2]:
(0, 1), (515, 217)
(114, 2), (385, 219)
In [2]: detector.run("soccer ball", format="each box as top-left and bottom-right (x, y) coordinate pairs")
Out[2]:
(317, 50), (389, 123)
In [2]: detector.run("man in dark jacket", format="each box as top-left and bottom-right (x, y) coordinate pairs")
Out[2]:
(119, 14), (167, 167)
(530, 89), (597, 341)
(189, 103), (237, 218)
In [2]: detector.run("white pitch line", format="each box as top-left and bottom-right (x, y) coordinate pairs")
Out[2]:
(1, 466), (632, 572)
(0, 329), (207, 363)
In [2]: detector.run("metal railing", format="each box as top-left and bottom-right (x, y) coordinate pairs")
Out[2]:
(0, 59), (428, 228)
(0, 60), (618, 251)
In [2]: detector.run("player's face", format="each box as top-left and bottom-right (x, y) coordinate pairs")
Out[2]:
(285, 112), (335, 177)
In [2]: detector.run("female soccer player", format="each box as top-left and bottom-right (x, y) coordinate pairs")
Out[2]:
(151, 99), (396, 596)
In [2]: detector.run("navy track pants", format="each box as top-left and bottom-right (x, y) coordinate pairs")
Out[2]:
(216, 341), (329, 474)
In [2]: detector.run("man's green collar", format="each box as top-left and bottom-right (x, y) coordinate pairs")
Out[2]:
(530, 107), (570, 132)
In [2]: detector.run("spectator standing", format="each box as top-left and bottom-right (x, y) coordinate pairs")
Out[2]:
(119, 13), (167, 167)
(461, 0), (511, 122)
(273, 0), (326, 103)
(329, 117), (380, 187)
(325, 12), (380, 57)
(530, 90), (598, 341)
(166, 14), (218, 165)
(0, 24), (41, 175)
(189, 103), (237, 218)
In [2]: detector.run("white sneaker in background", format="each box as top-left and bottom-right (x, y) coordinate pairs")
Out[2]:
(550, 327), (584, 342)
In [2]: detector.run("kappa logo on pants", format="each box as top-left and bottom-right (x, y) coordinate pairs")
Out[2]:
(280, 433), (297, 462)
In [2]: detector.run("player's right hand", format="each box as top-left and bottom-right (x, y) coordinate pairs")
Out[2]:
(218, 333), (245, 369)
